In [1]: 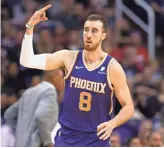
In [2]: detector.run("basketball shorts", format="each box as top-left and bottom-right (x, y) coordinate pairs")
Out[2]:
(54, 125), (110, 147)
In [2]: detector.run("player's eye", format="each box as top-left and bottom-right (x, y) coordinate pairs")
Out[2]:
(92, 29), (98, 33)
(84, 28), (89, 32)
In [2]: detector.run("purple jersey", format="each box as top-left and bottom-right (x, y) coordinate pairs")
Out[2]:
(59, 50), (114, 132)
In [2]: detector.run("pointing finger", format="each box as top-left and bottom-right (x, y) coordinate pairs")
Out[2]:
(40, 4), (52, 12)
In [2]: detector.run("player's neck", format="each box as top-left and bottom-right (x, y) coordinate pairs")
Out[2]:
(84, 48), (106, 64)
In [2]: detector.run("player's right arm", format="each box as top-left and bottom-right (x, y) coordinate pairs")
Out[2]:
(20, 4), (72, 70)
(20, 33), (68, 70)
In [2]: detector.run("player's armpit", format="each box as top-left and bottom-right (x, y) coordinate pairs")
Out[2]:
(45, 50), (67, 70)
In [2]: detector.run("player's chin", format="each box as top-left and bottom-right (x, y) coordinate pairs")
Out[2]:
(84, 44), (95, 51)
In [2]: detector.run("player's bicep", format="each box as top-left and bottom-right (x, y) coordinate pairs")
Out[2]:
(114, 83), (132, 107)
(110, 60), (133, 107)
(45, 50), (69, 70)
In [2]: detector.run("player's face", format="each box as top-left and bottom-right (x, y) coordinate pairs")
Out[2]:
(83, 20), (106, 51)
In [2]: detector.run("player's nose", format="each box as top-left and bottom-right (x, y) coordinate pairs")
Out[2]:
(86, 31), (92, 38)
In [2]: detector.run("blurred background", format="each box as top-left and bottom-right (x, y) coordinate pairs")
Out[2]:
(1, 0), (164, 147)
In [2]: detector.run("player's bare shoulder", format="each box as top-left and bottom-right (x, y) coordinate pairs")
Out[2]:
(109, 59), (127, 85)
(110, 60), (124, 72)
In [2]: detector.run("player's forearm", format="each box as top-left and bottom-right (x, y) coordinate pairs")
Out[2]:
(109, 103), (134, 128)
(20, 33), (46, 70)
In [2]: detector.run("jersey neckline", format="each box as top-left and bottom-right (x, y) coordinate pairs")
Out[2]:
(82, 50), (108, 71)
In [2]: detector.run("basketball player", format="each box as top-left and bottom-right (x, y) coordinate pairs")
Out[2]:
(20, 5), (134, 146)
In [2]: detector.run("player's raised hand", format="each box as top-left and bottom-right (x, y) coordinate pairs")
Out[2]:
(97, 121), (114, 140)
(27, 4), (52, 27)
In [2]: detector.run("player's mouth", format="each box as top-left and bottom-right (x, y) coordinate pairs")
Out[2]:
(86, 40), (92, 44)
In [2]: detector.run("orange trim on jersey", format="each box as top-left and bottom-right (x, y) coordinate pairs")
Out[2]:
(109, 90), (114, 115)
(82, 50), (108, 71)
(106, 58), (115, 91)
(64, 51), (79, 80)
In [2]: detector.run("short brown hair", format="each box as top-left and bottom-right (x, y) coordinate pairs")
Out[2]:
(86, 14), (108, 32)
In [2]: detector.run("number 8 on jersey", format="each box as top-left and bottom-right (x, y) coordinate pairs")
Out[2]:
(79, 92), (92, 112)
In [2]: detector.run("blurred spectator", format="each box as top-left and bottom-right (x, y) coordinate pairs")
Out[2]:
(134, 80), (162, 118)
(138, 119), (153, 146)
(121, 31), (148, 71)
(1, 91), (18, 118)
(129, 31), (148, 64)
(148, 59), (162, 84)
(1, 2), (13, 20)
(52, 0), (82, 30)
(110, 132), (121, 147)
(148, 131), (164, 147)
(67, 29), (82, 50)
(52, 23), (67, 51)
(2, 20), (17, 49)
(149, 0), (164, 14)
(48, 0), (63, 19)
(115, 18), (132, 47)
(35, 29), (55, 54)
(73, 3), (88, 29)
(121, 46), (140, 80)
(158, 127), (164, 142)
(1, 48), (9, 75)
(3, 63), (26, 94)
(31, 75), (42, 86)
(158, 78), (164, 102)
(4, 70), (63, 147)
(142, 66), (156, 87)
(104, 28), (118, 57)
(89, 0), (108, 13)
(7, 29), (24, 63)
(149, 0), (164, 37)
(129, 137), (142, 147)
(136, 94), (162, 119)
(12, 0), (37, 26)
(158, 78), (164, 124)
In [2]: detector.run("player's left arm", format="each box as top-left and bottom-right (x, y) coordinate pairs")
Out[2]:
(110, 59), (134, 127)
(97, 59), (134, 140)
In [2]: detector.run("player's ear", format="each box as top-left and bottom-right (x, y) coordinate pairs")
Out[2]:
(102, 33), (107, 41)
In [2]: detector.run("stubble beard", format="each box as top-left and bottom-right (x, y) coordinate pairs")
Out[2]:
(84, 39), (101, 51)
